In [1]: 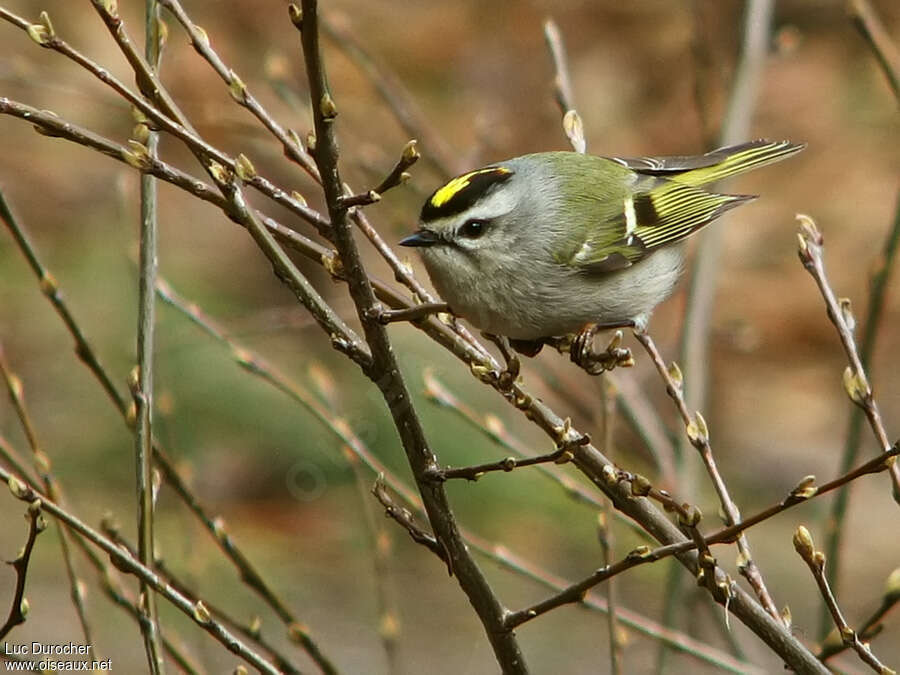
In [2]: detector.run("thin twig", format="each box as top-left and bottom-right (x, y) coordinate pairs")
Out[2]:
(100, 523), (303, 675)
(372, 139), (420, 196)
(0, 189), (339, 675)
(371, 477), (448, 565)
(609, 373), (678, 488)
(436, 448), (571, 482)
(668, 2), (778, 660)
(796, 214), (900, 499)
(0, 498), (45, 640)
(135, 1), (165, 671)
(156, 0), (320, 179)
(0, 346), (94, 647)
(504, 444), (899, 631)
(821, 192), (900, 638)
(544, 19), (586, 155)
(819, 566), (900, 663)
(543, 19), (575, 117)
(222, 171), (374, 368)
(634, 331), (783, 624)
(0, 435), (40, 491)
(793, 527), (893, 674)
(599, 376), (624, 675)
(0, 468), (280, 674)
(422, 371), (626, 515)
(66, 534), (204, 675)
(319, 10), (459, 177)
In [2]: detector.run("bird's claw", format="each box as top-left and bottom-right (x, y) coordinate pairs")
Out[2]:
(570, 326), (634, 375)
(483, 333), (521, 391)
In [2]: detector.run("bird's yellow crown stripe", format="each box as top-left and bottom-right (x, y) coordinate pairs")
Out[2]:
(430, 167), (511, 208)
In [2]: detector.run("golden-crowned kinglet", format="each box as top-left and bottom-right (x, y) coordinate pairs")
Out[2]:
(400, 140), (803, 341)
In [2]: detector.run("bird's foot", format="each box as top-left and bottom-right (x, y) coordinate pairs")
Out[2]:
(569, 324), (634, 375)
(482, 333), (521, 390)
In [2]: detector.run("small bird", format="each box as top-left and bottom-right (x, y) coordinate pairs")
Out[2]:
(400, 140), (803, 365)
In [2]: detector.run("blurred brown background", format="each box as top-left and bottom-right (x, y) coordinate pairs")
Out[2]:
(1, 0), (898, 673)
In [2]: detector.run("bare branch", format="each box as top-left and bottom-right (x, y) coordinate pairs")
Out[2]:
(819, 566), (900, 663)
(797, 214), (900, 499)
(133, 2), (166, 670)
(157, 0), (320, 179)
(634, 330), (783, 625)
(543, 19), (576, 117)
(436, 447), (574, 482)
(0, 190), (339, 675)
(371, 477), (448, 567)
(0, 468), (280, 674)
(673, 15), (777, 659)
(0, 345), (94, 646)
(821, 190), (900, 637)
(320, 10), (459, 177)
(793, 527), (893, 673)
(0, 498), (45, 640)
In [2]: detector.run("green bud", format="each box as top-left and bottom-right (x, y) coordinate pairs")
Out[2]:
(8, 475), (28, 499)
(192, 25), (209, 48)
(842, 366), (869, 405)
(234, 153), (257, 182)
(793, 525), (814, 559)
(228, 71), (247, 103)
(884, 567), (900, 601)
(319, 93), (338, 120)
(790, 475), (817, 500)
(402, 139), (420, 163)
(193, 600), (211, 624)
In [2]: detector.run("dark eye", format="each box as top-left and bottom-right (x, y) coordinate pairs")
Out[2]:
(459, 218), (489, 239)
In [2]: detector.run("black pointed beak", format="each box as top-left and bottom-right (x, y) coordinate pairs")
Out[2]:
(399, 229), (441, 247)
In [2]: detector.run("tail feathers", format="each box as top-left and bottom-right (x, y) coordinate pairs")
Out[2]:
(673, 139), (805, 187)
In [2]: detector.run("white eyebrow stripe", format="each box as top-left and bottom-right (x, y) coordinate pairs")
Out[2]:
(624, 195), (637, 237)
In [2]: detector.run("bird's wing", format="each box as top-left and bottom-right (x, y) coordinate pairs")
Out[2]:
(606, 139), (804, 185)
(563, 180), (754, 274)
